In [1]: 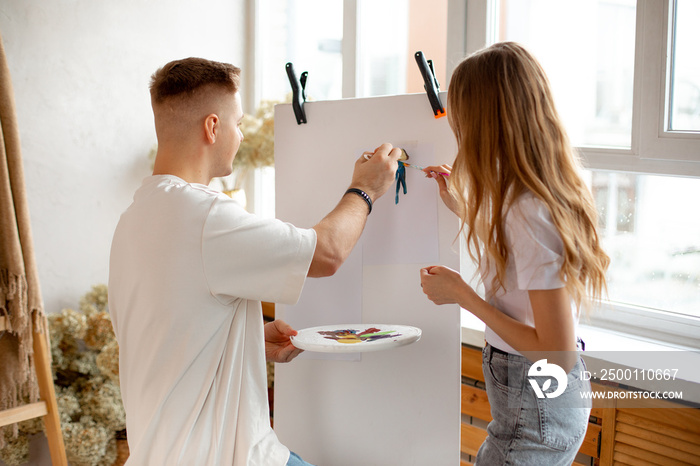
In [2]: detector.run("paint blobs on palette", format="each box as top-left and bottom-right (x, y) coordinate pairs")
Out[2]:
(318, 327), (402, 345)
(291, 324), (421, 353)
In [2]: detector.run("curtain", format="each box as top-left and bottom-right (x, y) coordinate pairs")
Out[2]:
(0, 29), (46, 446)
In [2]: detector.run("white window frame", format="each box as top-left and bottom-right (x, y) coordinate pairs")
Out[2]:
(584, 0), (700, 176)
(456, 0), (700, 349)
(342, 0), (359, 98)
(636, 0), (700, 163)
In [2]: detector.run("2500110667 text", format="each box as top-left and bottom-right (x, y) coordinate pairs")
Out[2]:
(580, 368), (679, 382)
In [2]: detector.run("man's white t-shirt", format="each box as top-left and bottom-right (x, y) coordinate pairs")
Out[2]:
(108, 175), (316, 465)
(481, 191), (578, 354)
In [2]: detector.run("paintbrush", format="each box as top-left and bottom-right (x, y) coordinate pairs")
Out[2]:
(362, 148), (449, 176)
(401, 161), (450, 177)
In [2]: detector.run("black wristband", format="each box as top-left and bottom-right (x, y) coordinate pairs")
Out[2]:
(345, 188), (372, 215)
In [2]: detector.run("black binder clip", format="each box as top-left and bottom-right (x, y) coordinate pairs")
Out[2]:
(414, 51), (446, 119)
(285, 62), (308, 125)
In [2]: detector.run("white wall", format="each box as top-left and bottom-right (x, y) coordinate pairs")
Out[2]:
(0, 0), (247, 316)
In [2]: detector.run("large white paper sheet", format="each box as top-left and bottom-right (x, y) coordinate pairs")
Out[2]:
(274, 93), (460, 466)
(362, 141), (440, 265)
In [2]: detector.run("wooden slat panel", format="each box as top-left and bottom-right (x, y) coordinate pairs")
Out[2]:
(617, 407), (700, 437)
(610, 387), (699, 409)
(616, 421), (700, 458)
(460, 461), (472, 466)
(0, 401), (47, 427)
(589, 383), (612, 415)
(616, 411), (700, 446)
(613, 450), (657, 466)
(461, 384), (492, 421)
(461, 423), (488, 457)
(579, 422), (601, 458)
(461, 346), (484, 382)
(614, 441), (692, 466)
(590, 406), (605, 420)
(615, 431), (699, 465)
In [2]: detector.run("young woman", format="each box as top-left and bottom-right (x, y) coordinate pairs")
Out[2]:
(419, 42), (609, 465)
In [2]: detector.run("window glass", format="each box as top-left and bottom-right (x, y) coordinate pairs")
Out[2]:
(255, 0), (448, 216)
(461, 169), (700, 320)
(669, 0), (700, 132)
(258, 0), (343, 102)
(256, 0), (343, 217)
(491, 1), (700, 321)
(356, 0), (410, 97)
(586, 170), (700, 317)
(495, 0), (636, 149)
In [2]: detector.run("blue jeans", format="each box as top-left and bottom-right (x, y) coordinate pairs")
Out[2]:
(286, 451), (316, 466)
(475, 344), (591, 465)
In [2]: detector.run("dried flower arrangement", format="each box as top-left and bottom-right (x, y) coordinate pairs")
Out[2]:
(233, 99), (278, 171)
(0, 285), (125, 466)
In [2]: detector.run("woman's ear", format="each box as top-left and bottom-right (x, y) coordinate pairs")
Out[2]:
(204, 113), (219, 144)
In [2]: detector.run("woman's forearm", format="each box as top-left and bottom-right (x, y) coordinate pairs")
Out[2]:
(460, 287), (578, 371)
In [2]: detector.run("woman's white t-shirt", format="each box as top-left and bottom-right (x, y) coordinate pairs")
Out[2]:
(481, 191), (577, 354)
(108, 175), (316, 465)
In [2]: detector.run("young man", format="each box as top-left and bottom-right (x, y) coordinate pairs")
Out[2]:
(108, 57), (400, 465)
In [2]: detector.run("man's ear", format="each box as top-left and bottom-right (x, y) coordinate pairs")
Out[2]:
(204, 113), (219, 144)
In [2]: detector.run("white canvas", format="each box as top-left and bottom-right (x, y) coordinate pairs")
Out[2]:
(274, 92), (461, 466)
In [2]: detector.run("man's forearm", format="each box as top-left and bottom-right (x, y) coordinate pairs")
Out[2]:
(307, 143), (400, 277)
(308, 191), (371, 277)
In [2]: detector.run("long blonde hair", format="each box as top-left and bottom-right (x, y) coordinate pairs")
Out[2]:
(447, 42), (609, 312)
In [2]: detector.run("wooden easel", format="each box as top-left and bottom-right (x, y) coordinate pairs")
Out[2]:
(0, 314), (67, 465)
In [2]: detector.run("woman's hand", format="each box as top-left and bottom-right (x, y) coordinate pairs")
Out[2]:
(420, 265), (481, 309)
(264, 319), (303, 363)
(421, 164), (459, 215)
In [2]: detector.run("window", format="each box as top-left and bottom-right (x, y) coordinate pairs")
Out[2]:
(495, 0), (636, 149)
(465, 0), (700, 348)
(669, 0), (700, 132)
(356, 0), (410, 97)
(253, 0), (448, 217)
(590, 172), (638, 234)
(586, 171), (700, 319)
(249, 0), (344, 217)
(256, 0), (447, 101)
(252, 0), (700, 348)
(257, 0), (343, 103)
(635, 0), (700, 164)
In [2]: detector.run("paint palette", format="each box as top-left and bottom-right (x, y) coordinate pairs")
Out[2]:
(290, 324), (422, 353)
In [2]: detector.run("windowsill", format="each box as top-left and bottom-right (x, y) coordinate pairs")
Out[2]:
(461, 308), (700, 405)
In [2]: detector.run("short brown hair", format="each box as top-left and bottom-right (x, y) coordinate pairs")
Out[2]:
(149, 57), (241, 104)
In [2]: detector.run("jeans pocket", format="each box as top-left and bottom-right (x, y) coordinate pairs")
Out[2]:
(484, 354), (512, 393)
(536, 377), (590, 451)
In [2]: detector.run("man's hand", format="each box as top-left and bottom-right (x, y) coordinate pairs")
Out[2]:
(264, 319), (303, 363)
(349, 143), (402, 201)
